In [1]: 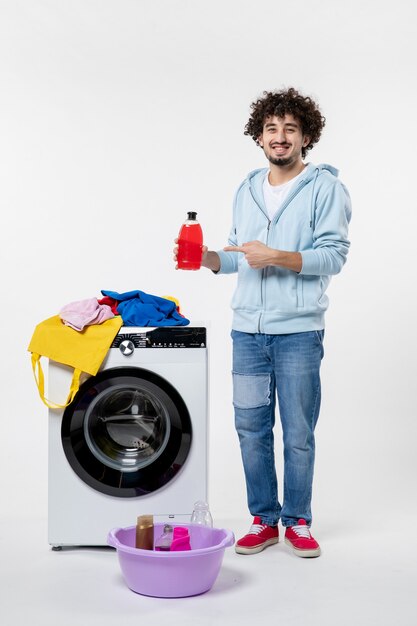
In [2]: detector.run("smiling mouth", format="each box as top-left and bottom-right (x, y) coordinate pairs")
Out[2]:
(271, 144), (290, 152)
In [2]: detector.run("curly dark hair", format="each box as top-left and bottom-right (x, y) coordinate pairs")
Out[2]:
(244, 87), (326, 158)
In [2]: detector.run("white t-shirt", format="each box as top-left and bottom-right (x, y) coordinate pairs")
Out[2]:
(263, 168), (305, 220)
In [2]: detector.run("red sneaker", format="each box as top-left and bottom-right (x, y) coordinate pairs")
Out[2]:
(284, 519), (321, 558)
(235, 517), (279, 555)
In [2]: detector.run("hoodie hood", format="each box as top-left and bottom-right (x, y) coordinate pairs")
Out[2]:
(247, 162), (339, 193)
(247, 163), (340, 227)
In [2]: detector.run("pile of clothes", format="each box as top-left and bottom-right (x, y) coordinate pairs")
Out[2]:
(59, 290), (189, 331)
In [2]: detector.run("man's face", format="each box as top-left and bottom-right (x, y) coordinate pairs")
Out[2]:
(258, 114), (310, 167)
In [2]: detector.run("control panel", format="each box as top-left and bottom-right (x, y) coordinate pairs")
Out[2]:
(111, 327), (206, 349)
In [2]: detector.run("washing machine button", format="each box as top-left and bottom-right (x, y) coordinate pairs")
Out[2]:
(119, 340), (135, 356)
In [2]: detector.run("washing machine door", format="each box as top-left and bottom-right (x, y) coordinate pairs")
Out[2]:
(61, 367), (192, 497)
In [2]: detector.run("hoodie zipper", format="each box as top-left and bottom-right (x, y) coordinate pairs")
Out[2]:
(259, 220), (272, 332)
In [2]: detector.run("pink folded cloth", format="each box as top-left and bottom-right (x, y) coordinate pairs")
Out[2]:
(59, 297), (115, 331)
(170, 527), (191, 551)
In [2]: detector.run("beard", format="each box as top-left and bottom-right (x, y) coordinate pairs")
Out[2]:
(266, 152), (296, 167)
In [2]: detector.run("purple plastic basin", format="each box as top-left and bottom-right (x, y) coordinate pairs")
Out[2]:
(107, 523), (235, 598)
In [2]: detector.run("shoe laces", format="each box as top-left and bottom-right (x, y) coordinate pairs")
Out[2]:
(248, 522), (268, 535)
(291, 524), (311, 539)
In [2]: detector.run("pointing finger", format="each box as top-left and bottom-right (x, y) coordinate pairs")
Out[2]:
(224, 245), (245, 253)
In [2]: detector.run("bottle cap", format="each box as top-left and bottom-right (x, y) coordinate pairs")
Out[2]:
(136, 514), (153, 529)
(193, 500), (209, 509)
(187, 211), (197, 220)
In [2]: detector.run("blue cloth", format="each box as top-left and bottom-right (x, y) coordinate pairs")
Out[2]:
(101, 290), (189, 327)
(232, 329), (324, 527)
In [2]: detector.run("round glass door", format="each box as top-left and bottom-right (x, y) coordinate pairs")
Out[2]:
(61, 367), (192, 497)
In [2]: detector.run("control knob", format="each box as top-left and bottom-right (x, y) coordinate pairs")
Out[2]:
(119, 340), (135, 356)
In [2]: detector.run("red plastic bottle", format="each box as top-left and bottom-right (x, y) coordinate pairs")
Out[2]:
(177, 212), (203, 270)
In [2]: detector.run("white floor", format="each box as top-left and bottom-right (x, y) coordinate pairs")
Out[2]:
(1, 515), (416, 626)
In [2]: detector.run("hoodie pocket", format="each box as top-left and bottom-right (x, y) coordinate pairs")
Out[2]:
(296, 275), (304, 308)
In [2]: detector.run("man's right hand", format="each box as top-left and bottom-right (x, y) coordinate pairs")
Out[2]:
(173, 240), (219, 272)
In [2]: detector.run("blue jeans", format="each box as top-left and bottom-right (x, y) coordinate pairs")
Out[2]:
(232, 329), (324, 527)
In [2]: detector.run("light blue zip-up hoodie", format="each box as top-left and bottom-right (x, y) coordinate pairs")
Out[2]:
(216, 163), (351, 334)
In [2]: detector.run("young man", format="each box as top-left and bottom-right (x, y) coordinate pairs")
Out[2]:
(175, 88), (351, 557)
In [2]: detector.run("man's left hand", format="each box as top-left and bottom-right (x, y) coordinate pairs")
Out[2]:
(223, 241), (275, 269)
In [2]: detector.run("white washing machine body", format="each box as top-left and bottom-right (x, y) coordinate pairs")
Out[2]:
(48, 326), (208, 547)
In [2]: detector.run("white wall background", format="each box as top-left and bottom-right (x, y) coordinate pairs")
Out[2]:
(0, 0), (416, 528)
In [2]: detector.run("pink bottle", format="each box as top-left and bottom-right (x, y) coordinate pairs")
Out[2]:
(177, 212), (203, 270)
(170, 526), (191, 551)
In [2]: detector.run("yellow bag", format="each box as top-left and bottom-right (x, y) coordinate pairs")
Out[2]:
(28, 315), (123, 409)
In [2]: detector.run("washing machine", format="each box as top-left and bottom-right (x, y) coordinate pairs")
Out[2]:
(48, 325), (208, 548)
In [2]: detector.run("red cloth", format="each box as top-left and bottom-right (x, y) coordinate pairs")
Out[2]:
(98, 296), (120, 315)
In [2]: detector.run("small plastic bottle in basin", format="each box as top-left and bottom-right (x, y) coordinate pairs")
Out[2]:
(190, 500), (213, 527)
